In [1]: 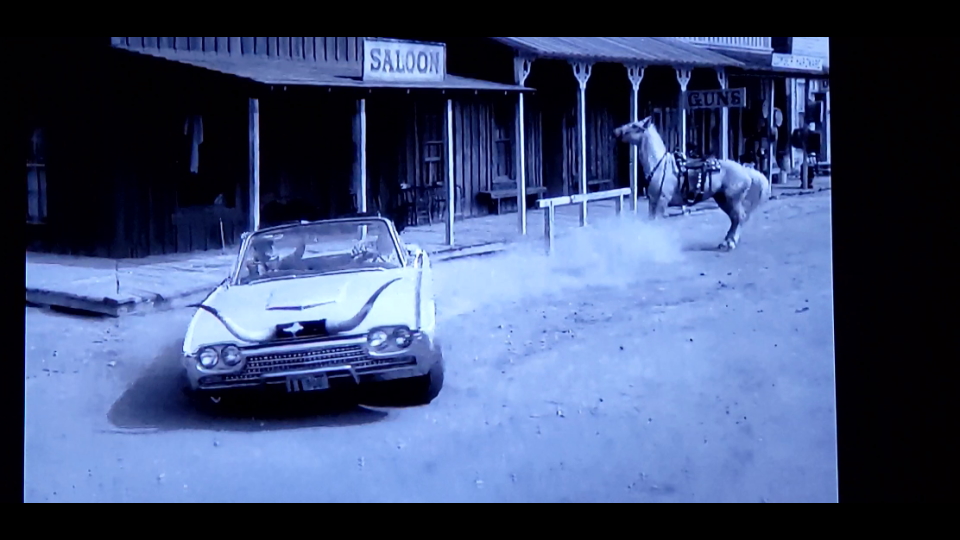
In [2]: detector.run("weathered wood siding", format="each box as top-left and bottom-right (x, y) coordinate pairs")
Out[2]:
(527, 60), (628, 197)
(23, 41), (365, 259)
(364, 92), (542, 220)
(258, 91), (357, 226)
(106, 49), (251, 258)
(452, 95), (543, 217)
(20, 39), (117, 257)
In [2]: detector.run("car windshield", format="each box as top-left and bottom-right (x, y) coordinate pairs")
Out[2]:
(236, 220), (403, 285)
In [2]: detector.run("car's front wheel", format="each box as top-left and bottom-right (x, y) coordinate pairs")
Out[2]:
(401, 360), (444, 405)
(180, 373), (225, 410)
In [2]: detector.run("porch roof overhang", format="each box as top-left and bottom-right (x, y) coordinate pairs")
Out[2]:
(124, 49), (532, 92)
(707, 49), (830, 80)
(489, 37), (744, 68)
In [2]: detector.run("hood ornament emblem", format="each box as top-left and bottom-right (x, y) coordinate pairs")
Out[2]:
(287, 322), (304, 337)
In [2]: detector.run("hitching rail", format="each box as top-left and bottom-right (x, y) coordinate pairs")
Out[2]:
(535, 187), (632, 255)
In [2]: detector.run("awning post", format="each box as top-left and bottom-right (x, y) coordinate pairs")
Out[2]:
(248, 97), (260, 232)
(570, 61), (593, 227)
(675, 68), (692, 158)
(445, 98), (455, 246)
(352, 98), (368, 214)
(716, 68), (729, 160)
(626, 64), (645, 213)
(514, 56), (533, 235)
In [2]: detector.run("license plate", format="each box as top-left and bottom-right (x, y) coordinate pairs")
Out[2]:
(285, 374), (330, 393)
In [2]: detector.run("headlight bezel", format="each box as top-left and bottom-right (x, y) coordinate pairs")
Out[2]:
(366, 326), (417, 353)
(199, 347), (219, 368)
(222, 345), (242, 366)
(194, 344), (245, 370)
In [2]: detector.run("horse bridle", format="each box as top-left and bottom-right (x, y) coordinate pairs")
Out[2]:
(645, 149), (671, 202)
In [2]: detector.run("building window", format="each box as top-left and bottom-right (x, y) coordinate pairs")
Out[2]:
(493, 101), (514, 179)
(26, 127), (48, 224)
(417, 103), (445, 187)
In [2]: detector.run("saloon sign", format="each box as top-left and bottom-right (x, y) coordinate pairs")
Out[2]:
(363, 38), (445, 83)
(684, 88), (746, 109)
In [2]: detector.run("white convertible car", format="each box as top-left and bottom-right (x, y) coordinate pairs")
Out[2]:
(181, 216), (444, 405)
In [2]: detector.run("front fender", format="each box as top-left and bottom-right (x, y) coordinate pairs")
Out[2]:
(417, 251), (437, 334)
(182, 285), (243, 355)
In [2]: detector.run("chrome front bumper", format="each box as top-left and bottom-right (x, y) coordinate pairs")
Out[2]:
(183, 332), (443, 392)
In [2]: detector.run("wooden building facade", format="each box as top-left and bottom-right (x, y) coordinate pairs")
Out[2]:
(393, 37), (747, 220)
(18, 37), (826, 260)
(673, 37), (830, 181)
(17, 37), (528, 258)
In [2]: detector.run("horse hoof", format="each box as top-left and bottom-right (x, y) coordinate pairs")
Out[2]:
(718, 241), (736, 251)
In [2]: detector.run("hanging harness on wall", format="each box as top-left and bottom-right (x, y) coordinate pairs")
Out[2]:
(673, 150), (720, 205)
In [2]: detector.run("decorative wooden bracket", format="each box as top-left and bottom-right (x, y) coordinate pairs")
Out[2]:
(514, 55), (534, 86)
(570, 61), (593, 90)
(715, 68), (727, 89)
(627, 64), (645, 91)
(675, 67), (692, 91)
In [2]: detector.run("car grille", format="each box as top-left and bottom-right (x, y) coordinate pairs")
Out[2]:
(246, 345), (366, 375)
(210, 345), (416, 383)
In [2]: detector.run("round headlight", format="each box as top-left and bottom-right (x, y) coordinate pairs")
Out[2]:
(393, 328), (412, 348)
(368, 330), (388, 349)
(199, 347), (219, 368)
(222, 345), (242, 366)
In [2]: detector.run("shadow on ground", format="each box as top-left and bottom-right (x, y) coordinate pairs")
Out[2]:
(107, 346), (393, 433)
(683, 241), (726, 253)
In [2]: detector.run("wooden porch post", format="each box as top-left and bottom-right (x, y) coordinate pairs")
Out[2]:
(515, 56), (533, 235)
(825, 86), (831, 164)
(358, 98), (368, 213)
(626, 64), (645, 213)
(767, 79), (777, 183)
(445, 98), (455, 246)
(716, 68), (729, 160)
(571, 61), (593, 227)
(248, 97), (260, 232)
(802, 77), (812, 189)
(675, 68), (692, 157)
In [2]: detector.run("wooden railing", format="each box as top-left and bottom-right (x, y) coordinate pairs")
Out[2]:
(674, 37), (772, 51)
(535, 188), (632, 255)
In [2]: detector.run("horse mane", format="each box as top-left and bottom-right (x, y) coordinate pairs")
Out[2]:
(637, 122), (671, 179)
(642, 123), (668, 160)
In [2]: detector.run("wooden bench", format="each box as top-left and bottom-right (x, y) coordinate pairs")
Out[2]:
(478, 181), (548, 215)
(587, 178), (616, 192)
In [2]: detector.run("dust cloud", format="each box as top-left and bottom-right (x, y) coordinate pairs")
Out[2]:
(433, 214), (684, 320)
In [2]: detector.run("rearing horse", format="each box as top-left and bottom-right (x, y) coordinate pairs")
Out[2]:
(614, 116), (771, 251)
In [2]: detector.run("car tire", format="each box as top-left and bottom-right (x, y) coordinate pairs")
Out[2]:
(180, 373), (223, 409)
(402, 360), (444, 405)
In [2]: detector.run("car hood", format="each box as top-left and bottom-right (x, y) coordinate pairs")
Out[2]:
(185, 269), (419, 349)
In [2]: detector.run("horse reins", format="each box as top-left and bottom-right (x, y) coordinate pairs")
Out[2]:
(644, 148), (671, 203)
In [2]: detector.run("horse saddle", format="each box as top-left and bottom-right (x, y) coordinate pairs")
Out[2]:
(674, 151), (720, 205)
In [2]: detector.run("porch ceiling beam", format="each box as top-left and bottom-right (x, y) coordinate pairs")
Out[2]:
(675, 67), (693, 157)
(716, 68), (729, 160)
(514, 55), (534, 235)
(626, 64), (645, 213)
(570, 60), (593, 227)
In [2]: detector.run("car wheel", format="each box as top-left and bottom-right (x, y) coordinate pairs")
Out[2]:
(401, 360), (444, 405)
